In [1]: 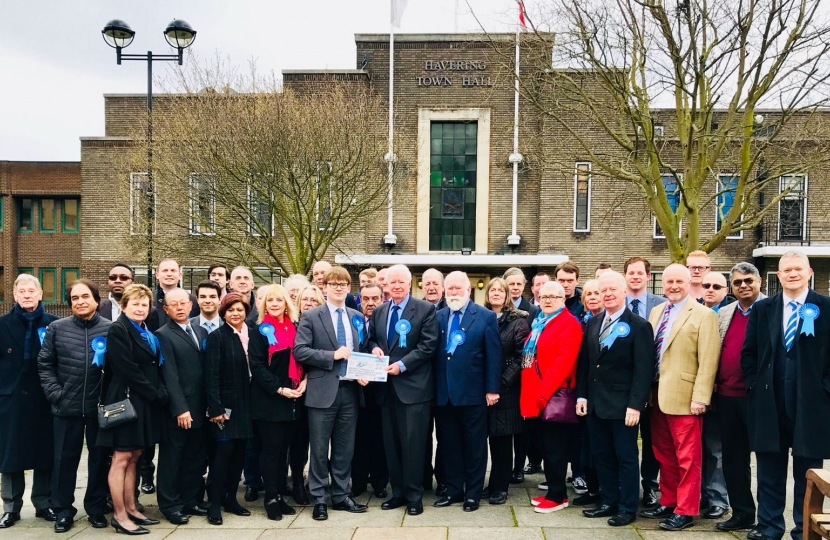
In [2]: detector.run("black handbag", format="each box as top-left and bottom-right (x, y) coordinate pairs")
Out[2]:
(97, 388), (137, 430)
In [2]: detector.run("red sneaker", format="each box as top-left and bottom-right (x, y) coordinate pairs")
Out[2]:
(531, 495), (546, 507)
(534, 499), (568, 513)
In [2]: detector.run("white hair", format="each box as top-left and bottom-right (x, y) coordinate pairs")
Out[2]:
(779, 250), (811, 270)
(231, 266), (253, 278)
(662, 263), (691, 282)
(284, 274), (310, 288)
(386, 264), (412, 282)
(598, 271), (627, 290)
(540, 281), (565, 296)
(445, 271), (471, 288)
(13, 273), (41, 292)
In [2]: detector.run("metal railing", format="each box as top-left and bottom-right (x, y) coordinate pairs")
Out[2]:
(757, 218), (811, 246)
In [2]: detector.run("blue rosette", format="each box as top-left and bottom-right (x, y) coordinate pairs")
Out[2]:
(600, 321), (630, 349)
(447, 329), (466, 355)
(258, 322), (277, 345)
(37, 327), (47, 346)
(352, 314), (365, 342)
(90, 336), (107, 367)
(396, 319), (411, 348)
(799, 303), (820, 337)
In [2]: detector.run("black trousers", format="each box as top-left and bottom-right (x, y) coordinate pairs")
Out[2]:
(587, 414), (640, 512)
(515, 417), (544, 470)
(488, 435), (513, 493)
(51, 415), (109, 519)
(208, 439), (246, 507)
(422, 410), (445, 489)
(138, 444), (155, 482)
(382, 393), (429, 502)
(289, 417), (309, 488)
(537, 420), (574, 502)
(257, 420), (296, 499)
(157, 424), (208, 515)
(717, 393), (756, 518)
(243, 430), (263, 489)
(639, 405), (659, 491)
(436, 403), (488, 501)
(352, 402), (389, 494)
(756, 450), (820, 540)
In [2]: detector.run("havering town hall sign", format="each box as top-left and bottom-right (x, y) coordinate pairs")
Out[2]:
(416, 60), (494, 87)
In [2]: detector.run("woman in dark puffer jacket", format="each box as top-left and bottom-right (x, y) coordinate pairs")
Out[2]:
(483, 277), (530, 505)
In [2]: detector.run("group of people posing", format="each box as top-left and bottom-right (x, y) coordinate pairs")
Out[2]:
(0, 250), (826, 540)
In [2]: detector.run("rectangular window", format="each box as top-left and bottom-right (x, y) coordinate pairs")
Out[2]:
(573, 162), (591, 232)
(778, 174), (807, 241)
(129, 173), (157, 235)
(654, 174), (681, 238)
(18, 198), (33, 232)
(40, 199), (56, 232)
(247, 178), (272, 236)
(716, 174), (742, 239)
(17, 267), (33, 276)
(61, 268), (79, 300)
(429, 121), (478, 251)
(315, 162), (333, 231)
(39, 268), (57, 304)
(63, 199), (79, 232)
(648, 271), (664, 296)
(189, 174), (216, 235)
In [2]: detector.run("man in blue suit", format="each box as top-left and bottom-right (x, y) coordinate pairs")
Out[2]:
(433, 271), (501, 512)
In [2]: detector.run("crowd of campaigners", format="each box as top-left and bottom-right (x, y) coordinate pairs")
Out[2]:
(0, 249), (827, 540)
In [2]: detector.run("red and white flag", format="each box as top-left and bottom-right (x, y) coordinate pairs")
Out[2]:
(391, 0), (409, 28)
(517, 0), (528, 29)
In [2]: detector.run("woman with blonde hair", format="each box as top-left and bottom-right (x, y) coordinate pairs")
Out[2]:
(296, 285), (324, 315)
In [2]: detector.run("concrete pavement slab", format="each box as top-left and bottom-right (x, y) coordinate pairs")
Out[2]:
(542, 526), (642, 539)
(448, 526), (544, 540)
(290, 505), (406, 528)
(353, 526), (448, 540)
(401, 504), (514, 527)
(259, 529), (356, 540)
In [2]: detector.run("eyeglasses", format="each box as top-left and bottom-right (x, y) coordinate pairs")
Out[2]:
(539, 295), (564, 301)
(702, 283), (725, 290)
(687, 265), (711, 272)
(165, 301), (191, 308)
(732, 277), (756, 287)
(327, 282), (350, 290)
(108, 274), (132, 281)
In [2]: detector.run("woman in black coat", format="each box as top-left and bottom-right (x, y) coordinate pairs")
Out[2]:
(204, 293), (254, 525)
(249, 284), (307, 521)
(96, 284), (167, 535)
(483, 277), (530, 505)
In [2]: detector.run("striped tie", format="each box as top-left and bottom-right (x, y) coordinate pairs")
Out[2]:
(598, 316), (613, 344)
(653, 303), (673, 381)
(784, 301), (800, 351)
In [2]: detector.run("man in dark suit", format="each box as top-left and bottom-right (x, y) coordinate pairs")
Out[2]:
(421, 268), (447, 310)
(576, 271), (654, 527)
(433, 271), (501, 512)
(155, 289), (210, 525)
(294, 265), (368, 521)
(98, 263), (134, 321)
(368, 265), (439, 516)
(742, 250), (830, 540)
(503, 267), (540, 321)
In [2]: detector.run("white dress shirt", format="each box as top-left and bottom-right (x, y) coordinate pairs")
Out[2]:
(325, 301), (354, 351)
(109, 293), (122, 320)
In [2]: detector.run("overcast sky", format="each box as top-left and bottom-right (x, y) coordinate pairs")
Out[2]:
(0, 0), (520, 162)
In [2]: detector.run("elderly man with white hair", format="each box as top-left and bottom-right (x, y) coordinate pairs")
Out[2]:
(0, 274), (59, 528)
(432, 271), (501, 512)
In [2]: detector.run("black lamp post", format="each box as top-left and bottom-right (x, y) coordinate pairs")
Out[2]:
(102, 19), (197, 289)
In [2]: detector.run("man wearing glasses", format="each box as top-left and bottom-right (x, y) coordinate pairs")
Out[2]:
(701, 273), (731, 312)
(685, 250), (712, 301)
(98, 263), (134, 321)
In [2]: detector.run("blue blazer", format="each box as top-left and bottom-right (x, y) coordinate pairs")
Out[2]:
(434, 301), (502, 406)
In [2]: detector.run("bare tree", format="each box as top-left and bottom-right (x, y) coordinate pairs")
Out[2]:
(504, 0), (830, 261)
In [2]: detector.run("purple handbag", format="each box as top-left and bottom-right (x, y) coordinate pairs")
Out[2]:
(535, 362), (578, 424)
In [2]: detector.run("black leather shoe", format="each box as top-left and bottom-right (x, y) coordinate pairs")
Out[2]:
(222, 502), (251, 516)
(716, 514), (756, 531)
(264, 498), (283, 521)
(640, 505), (675, 519)
(88, 514), (108, 528)
(480, 486), (491, 499)
(312, 504), (328, 521)
(111, 518), (149, 535)
(332, 496), (368, 513)
(489, 491), (508, 505)
(244, 486), (259, 502)
(374, 488), (388, 499)
(207, 504), (222, 526)
(433, 495), (463, 507)
(381, 497), (408, 510)
(463, 499), (479, 512)
(0, 512), (19, 528)
(572, 492), (601, 507)
(278, 496), (296, 516)
(407, 501), (424, 515)
(182, 505), (208, 517)
(510, 471), (524, 484)
(582, 504), (618, 518)
(747, 525), (765, 539)
(702, 505), (728, 519)
(292, 484), (310, 505)
(139, 479), (155, 495)
(608, 511), (637, 527)
(207, 515), (223, 526)
(128, 513), (160, 526)
(36, 508), (57, 521)
(435, 484), (448, 497)
(659, 513), (696, 531)
(165, 511), (189, 525)
(642, 488), (659, 509)
(523, 463), (542, 474)
(54, 517), (73, 533)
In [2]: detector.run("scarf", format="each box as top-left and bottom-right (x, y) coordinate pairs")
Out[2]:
(14, 302), (45, 361)
(129, 319), (164, 366)
(263, 314), (301, 387)
(521, 306), (564, 368)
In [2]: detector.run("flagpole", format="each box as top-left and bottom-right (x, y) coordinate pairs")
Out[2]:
(507, 22), (522, 247)
(383, 21), (397, 247)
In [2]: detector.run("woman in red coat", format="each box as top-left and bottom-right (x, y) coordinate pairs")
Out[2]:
(520, 281), (583, 514)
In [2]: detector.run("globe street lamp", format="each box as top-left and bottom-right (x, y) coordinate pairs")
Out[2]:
(102, 19), (197, 288)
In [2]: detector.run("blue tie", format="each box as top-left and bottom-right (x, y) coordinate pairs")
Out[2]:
(630, 299), (641, 317)
(388, 305), (399, 347)
(335, 308), (348, 376)
(784, 301), (799, 351)
(447, 311), (461, 351)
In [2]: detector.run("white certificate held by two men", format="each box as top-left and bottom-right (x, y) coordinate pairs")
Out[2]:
(342, 352), (390, 382)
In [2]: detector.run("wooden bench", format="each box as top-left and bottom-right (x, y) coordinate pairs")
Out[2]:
(805, 469), (830, 540)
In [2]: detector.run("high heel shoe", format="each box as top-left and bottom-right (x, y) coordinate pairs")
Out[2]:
(127, 513), (159, 526)
(111, 518), (149, 535)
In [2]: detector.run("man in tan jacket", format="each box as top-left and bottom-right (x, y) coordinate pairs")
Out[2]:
(639, 264), (719, 531)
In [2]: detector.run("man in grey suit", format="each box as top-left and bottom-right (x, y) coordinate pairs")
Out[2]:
(294, 266), (369, 521)
(368, 264), (439, 516)
(623, 256), (664, 509)
(155, 289), (210, 525)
